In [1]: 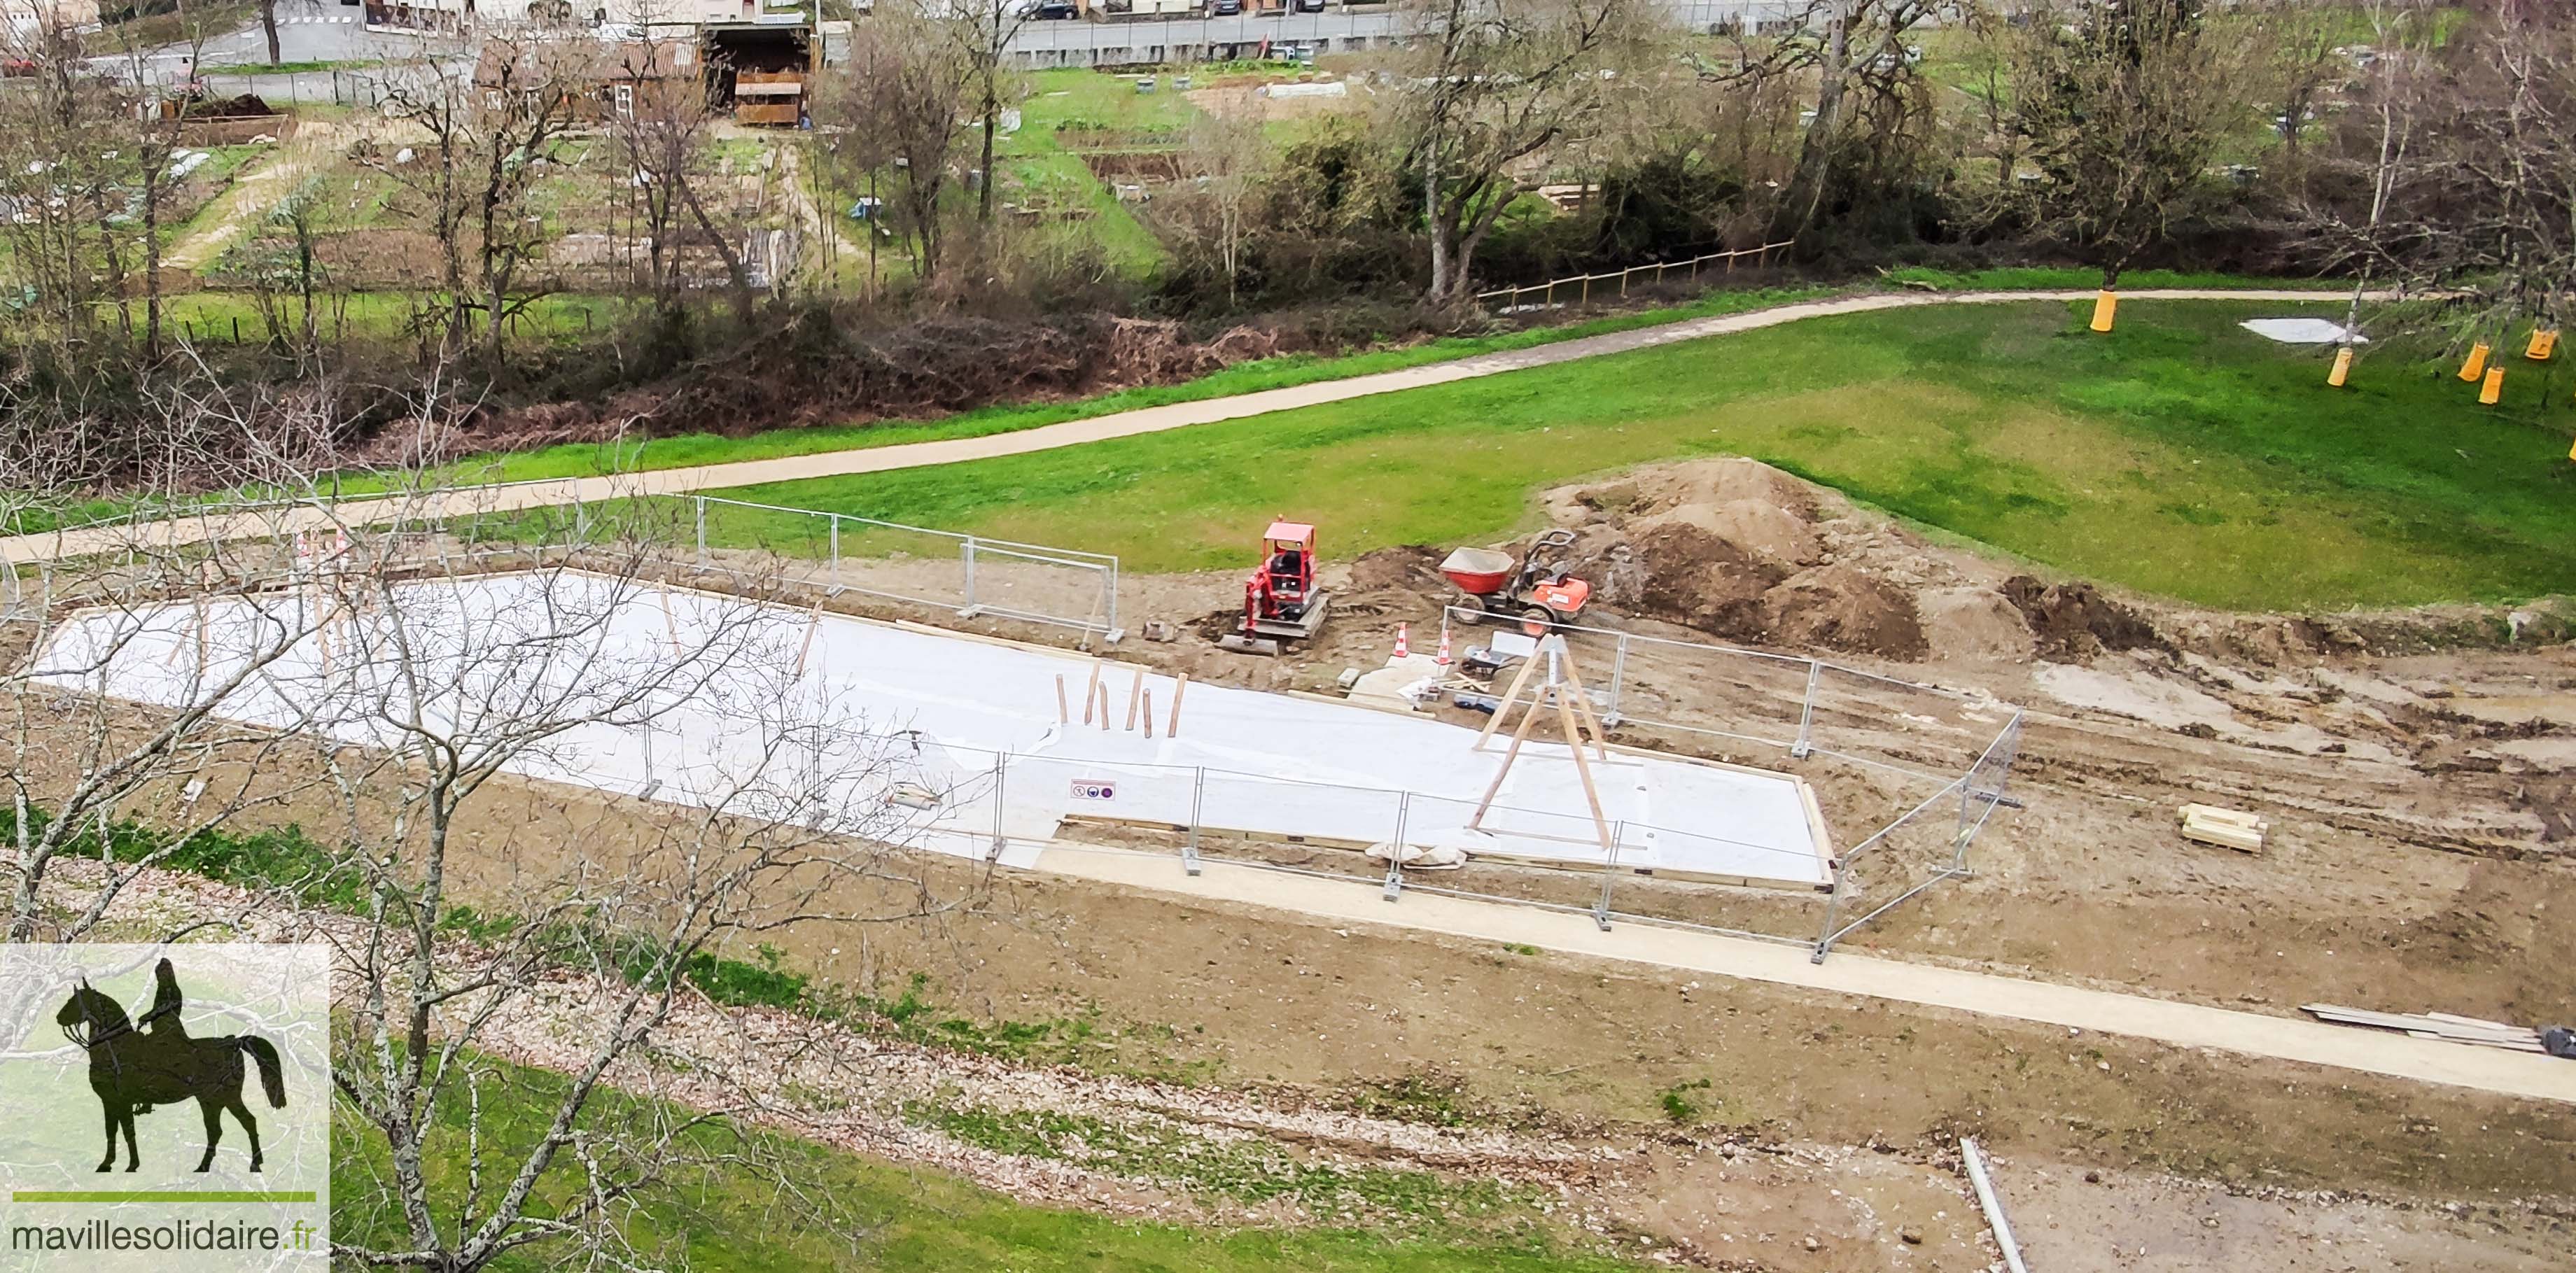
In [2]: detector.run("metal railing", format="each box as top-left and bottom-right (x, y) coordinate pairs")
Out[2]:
(689, 495), (1123, 642)
(1474, 240), (1795, 311)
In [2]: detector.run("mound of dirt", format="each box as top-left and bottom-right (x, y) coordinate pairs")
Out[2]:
(1624, 524), (1777, 637)
(1345, 544), (1449, 593)
(1543, 458), (1982, 662)
(2002, 576), (2166, 660)
(1760, 563), (1931, 662)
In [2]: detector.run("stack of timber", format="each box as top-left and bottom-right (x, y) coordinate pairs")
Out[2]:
(2302, 1004), (2551, 1053)
(2179, 803), (2267, 853)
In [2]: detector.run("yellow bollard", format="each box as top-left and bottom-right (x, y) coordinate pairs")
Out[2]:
(2459, 343), (2491, 381)
(2528, 329), (2560, 361)
(2480, 367), (2505, 405)
(2328, 346), (2353, 387)
(2089, 290), (2118, 332)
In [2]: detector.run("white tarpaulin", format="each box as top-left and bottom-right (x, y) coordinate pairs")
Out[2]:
(36, 571), (1833, 887)
(2241, 318), (2367, 345)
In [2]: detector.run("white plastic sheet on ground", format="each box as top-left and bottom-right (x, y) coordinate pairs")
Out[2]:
(36, 570), (1833, 887)
(2240, 318), (2367, 345)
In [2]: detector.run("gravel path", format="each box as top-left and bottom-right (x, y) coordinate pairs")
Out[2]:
(1040, 845), (2576, 1108)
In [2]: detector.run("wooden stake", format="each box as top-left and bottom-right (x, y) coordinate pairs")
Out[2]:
(659, 585), (681, 655)
(1080, 662), (1103, 726)
(794, 598), (826, 676)
(1556, 691), (1617, 859)
(1055, 674), (1070, 724)
(1095, 681), (1110, 730)
(1555, 654), (1612, 761)
(1469, 680), (1551, 829)
(1125, 669), (1144, 731)
(1166, 674), (1189, 737)
(1142, 689), (1155, 739)
(1474, 652), (1543, 752)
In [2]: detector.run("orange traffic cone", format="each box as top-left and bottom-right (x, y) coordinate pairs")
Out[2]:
(1392, 622), (1409, 659)
(2328, 346), (2353, 388)
(1435, 621), (1453, 667)
(2480, 367), (2505, 405)
(2460, 343), (2491, 381)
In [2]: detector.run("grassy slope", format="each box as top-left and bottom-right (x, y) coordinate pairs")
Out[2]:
(1002, 69), (1200, 279)
(330, 1055), (1642, 1273)
(701, 300), (2576, 612)
(440, 284), (1831, 485)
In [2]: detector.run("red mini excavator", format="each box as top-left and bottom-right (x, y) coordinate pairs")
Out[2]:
(1217, 520), (1334, 655)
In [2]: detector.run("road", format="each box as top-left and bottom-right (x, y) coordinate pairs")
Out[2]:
(122, 0), (1821, 76)
(0, 288), (2355, 567)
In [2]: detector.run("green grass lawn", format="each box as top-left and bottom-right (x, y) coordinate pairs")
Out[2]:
(330, 1055), (1644, 1273)
(424, 284), (1832, 487)
(697, 300), (2576, 612)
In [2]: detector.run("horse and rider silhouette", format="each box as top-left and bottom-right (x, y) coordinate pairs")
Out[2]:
(53, 959), (287, 1173)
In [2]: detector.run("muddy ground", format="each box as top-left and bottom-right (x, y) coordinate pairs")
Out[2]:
(13, 454), (2576, 1268)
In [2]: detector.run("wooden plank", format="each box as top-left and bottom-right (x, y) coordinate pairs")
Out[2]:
(2178, 802), (2267, 830)
(2180, 817), (2263, 853)
(2426, 1011), (2524, 1032)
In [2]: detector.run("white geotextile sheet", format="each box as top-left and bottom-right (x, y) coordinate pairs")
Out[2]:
(2240, 318), (2367, 345)
(33, 571), (1829, 886)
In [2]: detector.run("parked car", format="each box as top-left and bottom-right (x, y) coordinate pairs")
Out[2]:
(1209, 0), (1241, 13)
(1294, 0), (1324, 10)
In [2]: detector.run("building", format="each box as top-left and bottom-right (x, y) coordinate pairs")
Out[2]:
(4, 0), (100, 36)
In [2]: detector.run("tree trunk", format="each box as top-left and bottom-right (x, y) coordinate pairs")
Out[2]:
(142, 166), (162, 361)
(262, 0), (281, 66)
(1423, 141), (1448, 304)
(977, 80), (998, 223)
(1781, 0), (1851, 238)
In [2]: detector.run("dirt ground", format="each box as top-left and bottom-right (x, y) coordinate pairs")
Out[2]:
(15, 455), (2576, 1268)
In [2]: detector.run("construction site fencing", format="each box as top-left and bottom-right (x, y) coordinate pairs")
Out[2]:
(1474, 241), (1795, 312)
(1440, 605), (2026, 959)
(685, 495), (1124, 643)
(8, 505), (2017, 962)
(905, 742), (1842, 952)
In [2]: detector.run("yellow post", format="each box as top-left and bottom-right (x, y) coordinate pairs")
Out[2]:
(2459, 343), (2491, 381)
(2479, 367), (2505, 405)
(2528, 329), (2560, 361)
(2327, 346), (2353, 388)
(2089, 290), (2118, 332)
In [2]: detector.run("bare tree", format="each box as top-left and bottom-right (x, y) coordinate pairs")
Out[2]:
(2263, 0), (2356, 158)
(2288, 2), (2435, 368)
(1709, 0), (1944, 239)
(1393, 0), (1657, 307)
(816, 7), (972, 282)
(0, 381), (376, 945)
(1161, 105), (1270, 305)
(930, 0), (1035, 225)
(605, 27), (752, 325)
(375, 29), (605, 365)
(260, 523), (965, 1270)
(1991, 0), (2253, 291)
(2313, 2), (2576, 351)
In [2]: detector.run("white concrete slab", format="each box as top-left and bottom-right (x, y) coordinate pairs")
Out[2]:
(33, 571), (1830, 887)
